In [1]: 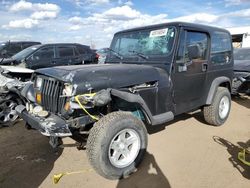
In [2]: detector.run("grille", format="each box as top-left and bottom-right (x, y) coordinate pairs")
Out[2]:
(40, 77), (66, 114)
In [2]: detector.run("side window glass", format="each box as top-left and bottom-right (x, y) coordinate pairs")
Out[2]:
(211, 32), (232, 64)
(74, 47), (80, 56)
(185, 31), (208, 62)
(58, 46), (74, 57)
(32, 47), (54, 61)
(76, 46), (85, 55)
(176, 31), (208, 63)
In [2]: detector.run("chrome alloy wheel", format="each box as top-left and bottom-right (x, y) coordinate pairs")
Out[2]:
(0, 100), (18, 124)
(219, 96), (230, 119)
(108, 129), (141, 168)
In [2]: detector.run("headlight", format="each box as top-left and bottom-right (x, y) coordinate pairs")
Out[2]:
(63, 84), (73, 96)
(35, 77), (43, 89)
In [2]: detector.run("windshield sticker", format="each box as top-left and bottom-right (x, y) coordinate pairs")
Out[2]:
(150, 28), (168, 38)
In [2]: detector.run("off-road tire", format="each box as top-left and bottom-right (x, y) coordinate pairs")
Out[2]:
(86, 111), (148, 180)
(203, 87), (231, 126)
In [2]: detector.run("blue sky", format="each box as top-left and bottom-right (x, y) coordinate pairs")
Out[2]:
(1, 0), (250, 48)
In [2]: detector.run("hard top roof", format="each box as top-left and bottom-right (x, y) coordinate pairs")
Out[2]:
(33, 43), (90, 48)
(115, 22), (230, 35)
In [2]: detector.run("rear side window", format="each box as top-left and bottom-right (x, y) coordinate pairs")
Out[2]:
(58, 46), (74, 57)
(211, 32), (232, 64)
(77, 46), (86, 54)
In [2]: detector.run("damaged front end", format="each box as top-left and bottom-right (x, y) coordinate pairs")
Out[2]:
(16, 64), (172, 147)
(16, 78), (113, 140)
(17, 79), (154, 142)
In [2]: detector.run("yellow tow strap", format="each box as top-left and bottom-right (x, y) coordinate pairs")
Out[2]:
(75, 94), (99, 121)
(238, 148), (250, 166)
(53, 169), (93, 184)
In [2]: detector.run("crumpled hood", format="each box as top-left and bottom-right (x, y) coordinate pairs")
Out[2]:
(0, 65), (34, 73)
(35, 64), (164, 94)
(234, 60), (250, 72)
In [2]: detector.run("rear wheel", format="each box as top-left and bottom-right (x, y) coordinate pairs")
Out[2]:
(203, 87), (231, 126)
(86, 111), (148, 179)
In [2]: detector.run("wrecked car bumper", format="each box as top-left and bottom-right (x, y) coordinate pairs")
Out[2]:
(232, 72), (250, 94)
(16, 105), (72, 137)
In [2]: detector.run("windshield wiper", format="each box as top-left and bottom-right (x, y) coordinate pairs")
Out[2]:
(129, 50), (149, 60)
(107, 48), (123, 60)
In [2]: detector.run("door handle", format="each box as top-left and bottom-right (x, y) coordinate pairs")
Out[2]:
(202, 63), (208, 72)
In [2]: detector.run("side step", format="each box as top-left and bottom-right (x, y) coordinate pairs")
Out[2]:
(151, 111), (174, 126)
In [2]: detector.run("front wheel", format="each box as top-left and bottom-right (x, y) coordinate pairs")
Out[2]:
(203, 87), (231, 126)
(86, 111), (148, 179)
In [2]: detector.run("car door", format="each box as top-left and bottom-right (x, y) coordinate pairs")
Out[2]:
(56, 45), (79, 66)
(173, 28), (209, 114)
(26, 46), (55, 69)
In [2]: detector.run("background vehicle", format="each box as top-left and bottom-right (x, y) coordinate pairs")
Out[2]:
(232, 47), (250, 95)
(1, 43), (97, 69)
(0, 43), (97, 126)
(0, 41), (41, 59)
(96, 48), (109, 64)
(17, 22), (233, 180)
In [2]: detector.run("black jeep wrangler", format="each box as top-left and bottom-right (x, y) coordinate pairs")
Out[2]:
(16, 22), (233, 179)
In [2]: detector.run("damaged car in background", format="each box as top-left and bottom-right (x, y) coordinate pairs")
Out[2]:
(0, 65), (34, 126)
(0, 41), (41, 59)
(16, 22), (233, 179)
(232, 47), (250, 95)
(0, 43), (98, 126)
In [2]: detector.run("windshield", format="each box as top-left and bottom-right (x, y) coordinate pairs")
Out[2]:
(234, 48), (250, 61)
(12, 45), (40, 60)
(110, 27), (176, 60)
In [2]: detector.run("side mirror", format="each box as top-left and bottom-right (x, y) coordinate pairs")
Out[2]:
(187, 44), (202, 60)
(1, 50), (7, 57)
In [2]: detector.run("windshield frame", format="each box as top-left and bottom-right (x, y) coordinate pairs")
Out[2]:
(107, 26), (177, 63)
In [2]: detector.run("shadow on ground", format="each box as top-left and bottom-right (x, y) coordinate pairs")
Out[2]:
(213, 136), (250, 180)
(116, 152), (171, 188)
(232, 95), (250, 109)
(0, 122), (63, 188)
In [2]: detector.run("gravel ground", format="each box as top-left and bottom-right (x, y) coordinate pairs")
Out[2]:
(0, 96), (249, 188)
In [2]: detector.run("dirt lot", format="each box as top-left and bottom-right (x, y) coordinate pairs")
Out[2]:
(0, 96), (249, 188)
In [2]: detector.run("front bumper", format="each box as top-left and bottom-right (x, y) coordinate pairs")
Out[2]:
(16, 105), (72, 137)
